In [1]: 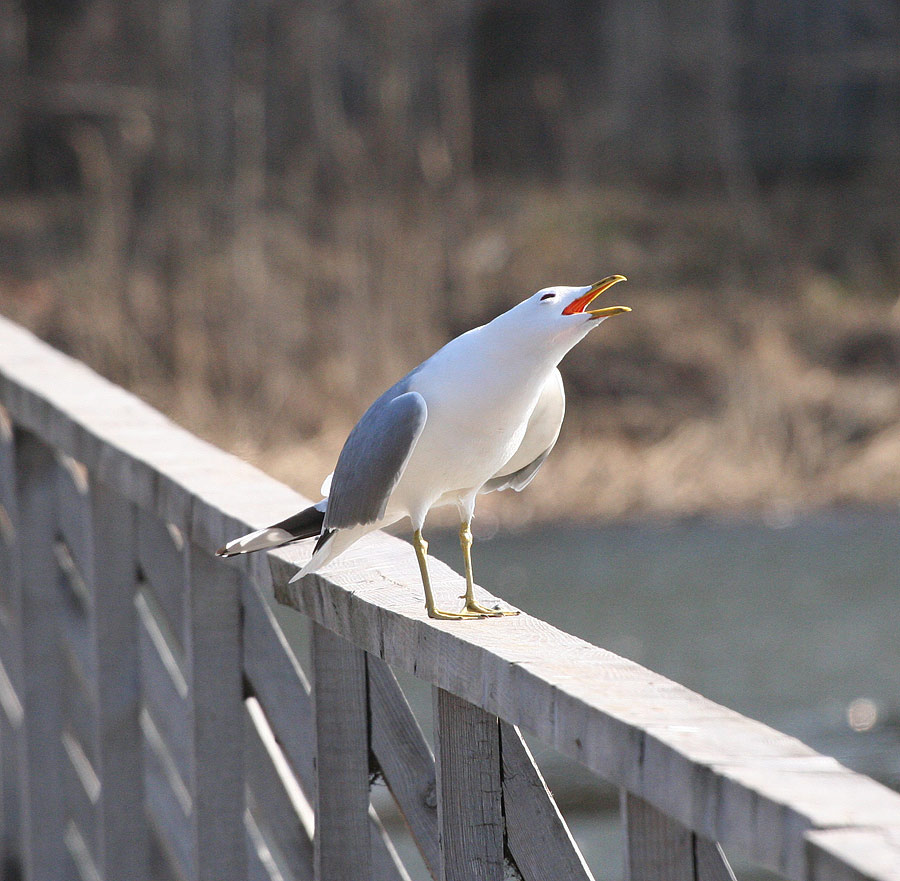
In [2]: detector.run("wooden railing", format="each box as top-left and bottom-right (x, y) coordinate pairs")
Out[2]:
(1, 312), (899, 881)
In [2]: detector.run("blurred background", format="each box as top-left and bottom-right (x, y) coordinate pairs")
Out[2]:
(1, 1), (899, 876)
(2, 0), (900, 521)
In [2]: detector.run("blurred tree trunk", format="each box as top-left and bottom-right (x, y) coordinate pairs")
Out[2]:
(189, 0), (236, 233)
(0, 4), (25, 175)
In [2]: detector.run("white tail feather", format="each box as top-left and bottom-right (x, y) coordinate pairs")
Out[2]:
(219, 526), (293, 557)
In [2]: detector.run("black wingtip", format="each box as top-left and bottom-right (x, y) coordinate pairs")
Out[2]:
(313, 528), (335, 554)
(215, 546), (229, 557)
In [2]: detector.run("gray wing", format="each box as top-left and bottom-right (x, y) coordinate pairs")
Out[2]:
(324, 388), (427, 530)
(481, 368), (565, 494)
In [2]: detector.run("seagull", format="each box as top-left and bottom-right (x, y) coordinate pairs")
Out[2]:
(218, 275), (630, 619)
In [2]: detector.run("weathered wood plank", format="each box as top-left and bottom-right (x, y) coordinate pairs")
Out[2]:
(185, 545), (246, 881)
(244, 697), (314, 881)
(60, 730), (99, 858)
(369, 656), (440, 879)
(622, 791), (698, 881)
(13, 430), (67, 881)
(805, 827), (900, 881)
(137, 594), (192, 782)
(143, 710), (193, 881)
(247, 596), (406, 881)
(0, 655), (22, 868)
(311, 623), (372, 881)
(89, 480), (148, 880)
(0, 406), (23, 867)
(0, 403), (17, 613)
(137, 507), (187, 651)
(242, 564), (316, 796)
(271, 538), (900, 880)
(695, 839), (738, 881)
(245, 821), (275, 881)
(370, 805), (412, 881)
(4, 315), (900, 880)
(433, 688), (505, 881)
(371, 660), (585, 881)
(54, 454), (92, 602)
(622, 793), (736, 881)
(500, 720), (595, 881)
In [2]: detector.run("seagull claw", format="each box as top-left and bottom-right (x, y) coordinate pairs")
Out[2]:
(428, 607), (488, 620)
(461, 599), (519, 617)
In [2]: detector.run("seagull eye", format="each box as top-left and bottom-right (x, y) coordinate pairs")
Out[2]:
(540, 293), (555, 302)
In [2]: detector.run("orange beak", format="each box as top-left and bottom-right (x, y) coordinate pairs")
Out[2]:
(562, 275), (630, 319)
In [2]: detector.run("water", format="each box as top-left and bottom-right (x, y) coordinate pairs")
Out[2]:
(275, 511), (900, 878)
(424, 511), (900, 878)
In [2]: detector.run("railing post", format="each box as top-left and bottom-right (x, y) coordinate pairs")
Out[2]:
(621, 791), (736, 881)
(433, 688), (504, 881)
(13, 430), (66, 880)
(0, 407), (23, 873)
(89, 480), (148, 879)
(185, 544), (246, 881)
(311, 622), (373, 881)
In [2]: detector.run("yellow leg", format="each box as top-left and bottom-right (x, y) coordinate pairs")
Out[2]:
(413, 529), (485, 620)
(458, 522), (519, 616)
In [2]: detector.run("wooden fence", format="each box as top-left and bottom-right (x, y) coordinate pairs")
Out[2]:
(1, 311), (899, 881)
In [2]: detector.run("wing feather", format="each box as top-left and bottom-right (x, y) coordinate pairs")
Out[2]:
(324, 389), (427, 530)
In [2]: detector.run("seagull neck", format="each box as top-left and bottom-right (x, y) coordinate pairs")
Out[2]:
(481, 313), (588, 376)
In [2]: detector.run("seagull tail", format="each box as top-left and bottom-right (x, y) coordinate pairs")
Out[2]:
(289, 528), (338, 583)
(216, 501), (326, 557)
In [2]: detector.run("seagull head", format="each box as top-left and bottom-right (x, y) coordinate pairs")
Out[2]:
(533, 275), (629, 322)
(501, 274), (630, 346)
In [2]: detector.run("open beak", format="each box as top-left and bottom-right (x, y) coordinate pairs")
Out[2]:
(562, 275), (630, 319)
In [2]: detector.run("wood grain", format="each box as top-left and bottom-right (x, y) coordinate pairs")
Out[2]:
(433, 688), (504, 881)
(311, 623), (373, 881)
(14, 431), (67, 881)
(500, 720), (596, 881)
(622, 792), (736, 881)
(805, 827), (900, 881)
(244, 697), (315, 881)
(0, 406), (24, 869)
(4, 313), (900, 880)
(185, 545), (246, 881)
(89, 480), (148, 880)
(369, 655), (440, 878)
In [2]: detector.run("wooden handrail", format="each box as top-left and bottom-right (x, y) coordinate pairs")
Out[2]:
(1, 313), (899, 881)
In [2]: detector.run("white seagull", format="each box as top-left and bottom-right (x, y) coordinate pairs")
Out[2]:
(218, 275), (630, 619)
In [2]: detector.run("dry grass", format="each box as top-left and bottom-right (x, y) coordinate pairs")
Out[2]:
(2, 178), (899, 524)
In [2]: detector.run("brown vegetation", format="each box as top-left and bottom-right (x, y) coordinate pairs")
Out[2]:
(3, 0), (899, 523)
(3, 174), (899, 524)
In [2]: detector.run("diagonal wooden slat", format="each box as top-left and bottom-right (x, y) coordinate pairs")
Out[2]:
(369, 655), (440, 879)
(247, 600), (408, 880)
(500, 720), (596, 881)
(433, 688), (505, 881)
(244, 698), (314, 881)
(369, 659), (596, 881)
(369, 803), (412, 881)
(695, 838), (738, 881)
(136, 508), (187, 652)
(143, 708), (193, 881)
(242, 567), (316, 796)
